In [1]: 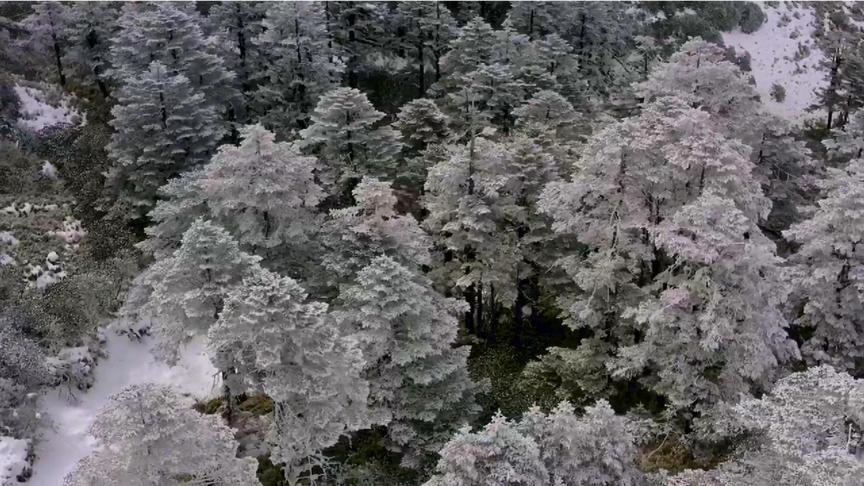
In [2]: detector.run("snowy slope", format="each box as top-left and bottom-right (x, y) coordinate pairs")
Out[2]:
(723, 2), (826, 124)
(13, 85), (80, 132)
(29, 330), (218, 485)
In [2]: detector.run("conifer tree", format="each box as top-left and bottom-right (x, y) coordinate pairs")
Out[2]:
(124, 218), (261, 364)
(252, 1), (342, 132)
(64, 384), (260, 486)
(21, 2), (69, 86)
(209, 270), (369, 485)
(106, 61), (224, 217)
(207, 1), (266, 114)
(538, 96), (799, 422)
(785, 158), (864, 372)
(425, 399), (643, 486)
(299, 87), (402, 191)
(63, 2), (119, 97)
(667, 366), (864, 485)
(321, 176), (431, 285)
(337, 255), (480, 466)
(393, 2), (458, 96)
(201, 124), (325, 249)
(111, 2), (239, 119)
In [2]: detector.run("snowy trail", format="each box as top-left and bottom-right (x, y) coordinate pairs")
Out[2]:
(30, 331), (218, 485)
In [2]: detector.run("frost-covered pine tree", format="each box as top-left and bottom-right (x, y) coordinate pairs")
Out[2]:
(513, 89), (585, 147)
(393, 98), (452, 189)
(122, 218), (261, 364)
(299, 87), (402, 191)
(106, 61), (224, 217)
(64, 384), (259, 486)
(200, 124), (325, 250)
(63, 2), (119, 97)
(638, 38), (816, 233)
(207, 1), (265, 112)
(439, 17), (496, 79)
(137, 169), (209, 260)
(785, 158), (864, 372)
(394, 98), (451, 157)
(321, 176), (430, 286)
(666, 366), (864, 485)
(424, 134), (561, 337)
(336, 255), (480, 466)
(252, 1), (342, 132)
(424, 412), (548, 486)
(425, 399), (644, 486)
(538, 96), (799, 420)
(392, 1), (458, 96)
(20, 2), (69, 86)
(209, 270), (368, 485)
(519, 400), (645, 486)
(110, 2), (239, 119)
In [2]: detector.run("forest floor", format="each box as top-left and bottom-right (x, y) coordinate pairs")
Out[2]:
(29, 330), (217, 485)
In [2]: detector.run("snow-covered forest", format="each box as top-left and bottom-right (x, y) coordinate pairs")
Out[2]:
(1, 1), (864, 485)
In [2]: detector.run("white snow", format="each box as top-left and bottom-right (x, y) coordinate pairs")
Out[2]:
(29, 329), (218, 485)
(13, 85), (80, 132)
(723, 2), (827, 124)
(40, 161), (57, 180)
(0, 436), (29, 484)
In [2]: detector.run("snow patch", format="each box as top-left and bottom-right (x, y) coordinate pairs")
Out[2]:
(40, 161), (57, 180)
(723, 2), (826, 124)
(30, 330), (218, 485)
(13, 85), (80, 132)
(0, 436), (30, 484)
(50, 217), (86, 246)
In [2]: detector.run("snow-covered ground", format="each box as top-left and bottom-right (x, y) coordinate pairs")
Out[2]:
(13, 85), (80, 132)
(0, 436), (29, 484)
(723, 2), (826, 124)
(29, 330), (218, 485)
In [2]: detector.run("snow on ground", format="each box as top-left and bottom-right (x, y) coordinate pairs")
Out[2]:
(29, 329), (218, 485)
(13, 85), (80, 132)
(723, 2), (826, 124)
(0, 436), (29, 484)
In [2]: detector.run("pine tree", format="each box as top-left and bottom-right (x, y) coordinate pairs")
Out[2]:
(638, 38), (817, 234)
(325, 2), (388, 89)
(200, 124), (325, 249)
(519, 400), (645, 486)
(252, 2), (342, 132)
(110, 2), (239, 120)
(321, 176), (431, 286)
(21, 2), (69, 86)
(667, 366), (864, 485)
(392, 2), (458, 96)
(394, 98), (451, 157)
(106, 61), (224, 217)
(64, 384), (260, 486)
(538, 96), (799, 421)
(209, 270), (368, 485)
(124, 218), (261, 365)
(439, 17), (496, 79)
(336, 255), (480, 466)
(63, 2), (119, 97)
(513, 89), (583, 143)
(423, 134), (561, 339)
(207, 1), (266, 114)
(299, 87), (402, 190)
(137, 169), (209, 260)
(424, 412), (548, 486)
(425, 399), (644, 486)
(785, 158), (864, 372)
